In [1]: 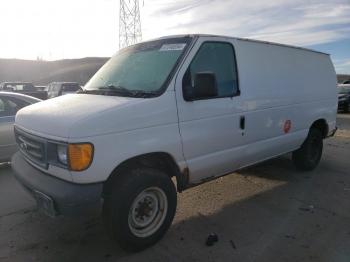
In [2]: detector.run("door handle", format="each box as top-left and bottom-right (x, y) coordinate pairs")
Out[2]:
(240, 116), (245, 130)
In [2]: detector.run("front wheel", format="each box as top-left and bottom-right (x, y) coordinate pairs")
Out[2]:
(103, 168), (177, 252)
(292, 128), (323, 171)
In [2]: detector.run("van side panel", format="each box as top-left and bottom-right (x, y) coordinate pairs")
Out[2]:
(232, 39), (337, 167)
(172, 36), (337, 184)
(234, 39), (337, 125)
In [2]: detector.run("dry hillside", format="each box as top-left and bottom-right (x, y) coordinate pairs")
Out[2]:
(0, 57), (109, 86)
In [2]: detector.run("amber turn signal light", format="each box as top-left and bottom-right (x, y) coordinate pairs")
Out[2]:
(68, 143), (93, 171)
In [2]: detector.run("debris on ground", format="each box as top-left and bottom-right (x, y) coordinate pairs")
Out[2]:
(205, 233), (218, 246)
(299, 205), (314, 212)
(285, 234), (296, 239)
(229, 240), (237, 250)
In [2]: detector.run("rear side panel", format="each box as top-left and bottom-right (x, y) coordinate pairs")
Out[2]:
(232, 39), (337, 166)
(234, 38), (337, 129)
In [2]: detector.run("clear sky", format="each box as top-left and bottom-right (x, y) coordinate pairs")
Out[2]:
(0, 0), (349, 74)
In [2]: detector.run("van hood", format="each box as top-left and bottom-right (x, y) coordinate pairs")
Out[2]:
(15, 94), (142, 139)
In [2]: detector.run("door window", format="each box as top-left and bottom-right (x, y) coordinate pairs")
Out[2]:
(183, 42), (239, 99)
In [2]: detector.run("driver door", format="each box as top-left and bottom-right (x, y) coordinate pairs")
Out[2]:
(175, 37), (243, 184)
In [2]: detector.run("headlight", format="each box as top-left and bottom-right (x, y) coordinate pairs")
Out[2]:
(57, 144), (68, 165)
(68, 143), (94, 171)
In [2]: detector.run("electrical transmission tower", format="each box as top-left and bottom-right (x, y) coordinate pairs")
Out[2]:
(119, 0), (142, 49)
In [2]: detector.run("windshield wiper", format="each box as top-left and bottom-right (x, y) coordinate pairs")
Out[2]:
(78, 85), (132, 96)
(79, 85), (158, 98)
(98, 85), (130, 92)
(100, 85), (158, 97)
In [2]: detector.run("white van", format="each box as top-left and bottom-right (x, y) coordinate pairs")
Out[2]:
(12, 34), (337, 251)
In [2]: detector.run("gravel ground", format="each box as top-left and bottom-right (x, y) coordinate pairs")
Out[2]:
(0, 114), (349, 262)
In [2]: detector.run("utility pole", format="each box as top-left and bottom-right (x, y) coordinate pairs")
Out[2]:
(119, 0), (142, 49)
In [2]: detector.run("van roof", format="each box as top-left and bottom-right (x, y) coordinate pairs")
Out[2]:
(153, 34), (329, 56)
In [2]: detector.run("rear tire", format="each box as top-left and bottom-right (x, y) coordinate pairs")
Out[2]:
(103, 167), (177, 252)
(292, 128), (323, 171)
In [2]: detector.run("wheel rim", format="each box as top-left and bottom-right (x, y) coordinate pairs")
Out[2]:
(128, 187), (168, 238)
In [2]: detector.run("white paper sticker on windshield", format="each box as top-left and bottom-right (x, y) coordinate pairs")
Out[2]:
(159, 43), (186, 51)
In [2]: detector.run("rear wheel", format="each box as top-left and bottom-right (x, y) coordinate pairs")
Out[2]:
(103, 167), (177, 252)
(292, 128), (323, 171)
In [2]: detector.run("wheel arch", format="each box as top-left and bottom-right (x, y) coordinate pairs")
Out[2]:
(310, 119), (329, 138)
(103, 152), (188, 197)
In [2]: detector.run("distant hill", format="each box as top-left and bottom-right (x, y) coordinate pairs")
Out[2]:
(0, 57), (349, 86)
(0, 57), (109, 86)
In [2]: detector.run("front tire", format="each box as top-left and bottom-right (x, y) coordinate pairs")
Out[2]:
(103, 167), (177, 252)
(292, 128), (323, 171)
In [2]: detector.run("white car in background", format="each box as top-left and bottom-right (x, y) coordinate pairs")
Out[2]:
(0, 92), (41, 162)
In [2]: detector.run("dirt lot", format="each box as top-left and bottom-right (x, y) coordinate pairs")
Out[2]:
(0, 115), (349, 262)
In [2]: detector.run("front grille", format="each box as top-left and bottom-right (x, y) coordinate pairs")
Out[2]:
(15, 127), (47, 168)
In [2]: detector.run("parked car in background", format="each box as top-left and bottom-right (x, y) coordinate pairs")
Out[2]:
(0, 92), (41, 163)
(0, 82), (48, 100)
(11, 35), (337, 251)
(47, 82), (81, 98)
(337, 85), (350, 112)
(342, 80), (350, 85)
(35, 85), (48, 92)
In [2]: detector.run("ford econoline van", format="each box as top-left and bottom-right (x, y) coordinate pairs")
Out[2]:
(11, 34), (337, 251)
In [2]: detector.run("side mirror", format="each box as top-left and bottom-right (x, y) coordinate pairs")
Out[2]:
(193, 72), (218, 100)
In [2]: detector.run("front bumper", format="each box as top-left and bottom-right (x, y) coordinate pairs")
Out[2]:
(11, 152), (103, 217)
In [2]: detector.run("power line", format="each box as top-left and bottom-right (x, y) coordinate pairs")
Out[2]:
(119, 0), (142, 49)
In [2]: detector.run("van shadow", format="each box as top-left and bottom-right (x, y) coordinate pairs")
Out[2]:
(237, 154), (301, 182)
(7, 156), (327, 262)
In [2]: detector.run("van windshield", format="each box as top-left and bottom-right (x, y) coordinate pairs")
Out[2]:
(83, 37), (192, 98)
